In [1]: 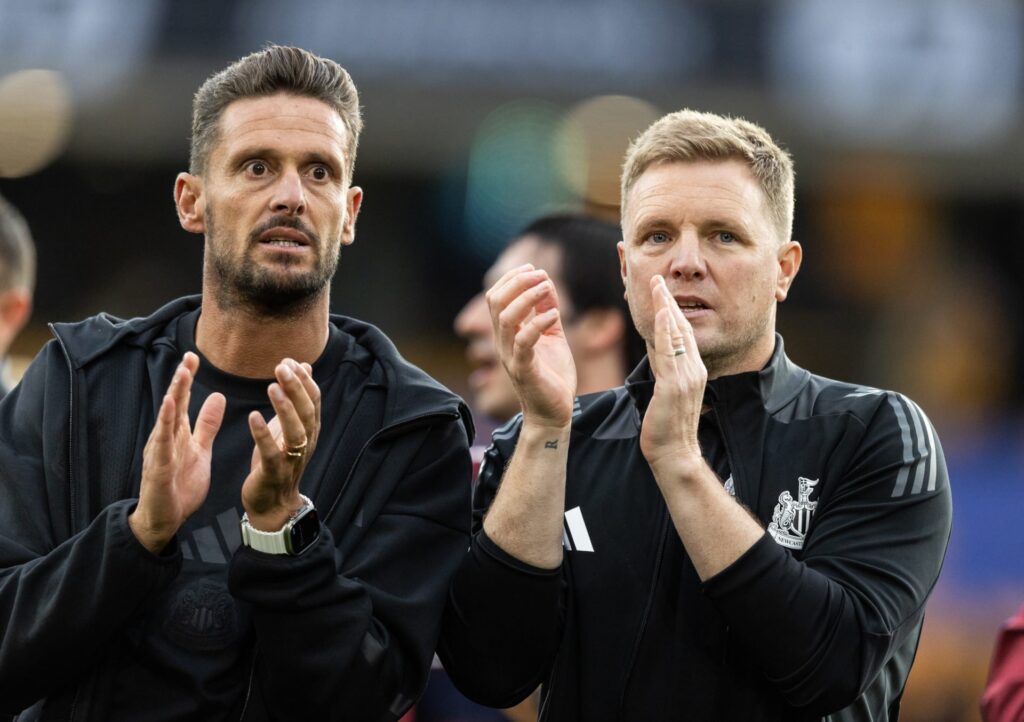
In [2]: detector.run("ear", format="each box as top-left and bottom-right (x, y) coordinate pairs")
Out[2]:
(174, 172), (206, 234)
(617, 240), (628, 299)
(0, 289), (32, 352)
(570, 308), (626, 356)
(775, 240), (802, 302)
(340, 186), (363, 247)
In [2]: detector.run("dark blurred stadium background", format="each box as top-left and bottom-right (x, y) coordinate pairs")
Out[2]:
(1, 2), (1022, 719)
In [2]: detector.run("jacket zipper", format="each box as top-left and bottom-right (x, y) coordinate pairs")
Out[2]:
(616, 505), (671, 721)
(238, 650), (257, 720)
(52, 329), (84, 722)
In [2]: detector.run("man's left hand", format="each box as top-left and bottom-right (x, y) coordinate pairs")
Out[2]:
(241, 359), (321, 531)
(639, 275), (707, 477)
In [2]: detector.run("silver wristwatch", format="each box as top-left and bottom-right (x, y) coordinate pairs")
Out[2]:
(240, 494), (320, 555)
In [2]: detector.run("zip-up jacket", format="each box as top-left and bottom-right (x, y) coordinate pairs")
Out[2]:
(0, 296), (473, 721)
(440, 337), (952, 721)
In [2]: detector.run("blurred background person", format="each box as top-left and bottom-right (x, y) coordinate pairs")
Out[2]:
(0, 193), (34, 399)
(454, 212), (644, 426)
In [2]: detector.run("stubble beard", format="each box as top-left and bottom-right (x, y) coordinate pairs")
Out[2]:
(629, 293), (776, 379)
(206, 207), (341, 320)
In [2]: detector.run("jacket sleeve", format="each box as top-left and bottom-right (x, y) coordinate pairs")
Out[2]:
(0, 342), (182, 713)
(437, 416), (566, 708)
(228, 417), (472, 722)
(980, 604), (1024, 722)
(703, 392), (953, 714)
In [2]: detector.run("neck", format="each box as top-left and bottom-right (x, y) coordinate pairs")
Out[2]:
(195, 293), (331, 378)
(704, 331), (777, 381)
(576, 349), (627, 396)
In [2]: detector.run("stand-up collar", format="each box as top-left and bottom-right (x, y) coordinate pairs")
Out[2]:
(624, 334), (810, 417)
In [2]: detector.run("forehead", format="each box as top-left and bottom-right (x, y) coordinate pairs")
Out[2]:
(484, 236), (563, 287)
(625, 159), (772, 236)
(212, 93), (349, 163)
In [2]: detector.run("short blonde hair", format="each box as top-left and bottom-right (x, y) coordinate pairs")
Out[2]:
(621, 109), (795, 243)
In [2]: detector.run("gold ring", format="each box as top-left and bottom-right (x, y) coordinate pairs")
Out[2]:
(284, 438), (308, 458)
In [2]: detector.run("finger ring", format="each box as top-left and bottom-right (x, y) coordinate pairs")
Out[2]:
(283, 438), (308, 458)
(673, 347), (686, 356)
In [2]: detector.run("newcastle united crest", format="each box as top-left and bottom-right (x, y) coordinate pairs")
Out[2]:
(768, 477), (819, 550)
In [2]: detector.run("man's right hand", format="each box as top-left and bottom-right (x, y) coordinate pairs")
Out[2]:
(487, 264), (577, 430)
(129, 352), (226, 554)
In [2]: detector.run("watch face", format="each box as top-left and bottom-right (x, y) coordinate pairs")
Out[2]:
(287, 507), (321, 555)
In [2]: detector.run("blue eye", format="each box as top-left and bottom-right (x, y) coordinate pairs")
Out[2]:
(718, 231), (737, 243)
(648, 232), (670, 244)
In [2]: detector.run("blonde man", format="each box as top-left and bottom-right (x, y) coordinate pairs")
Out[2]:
(440, 110), (951, 721)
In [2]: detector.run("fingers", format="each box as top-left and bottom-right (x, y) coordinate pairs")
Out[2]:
(146, 392), (178, 467)
(193, 392), (226, 450)
(487, 267), (560, 364)
(649, 275), (700, 380)
(512, 308), (560, 367)
(275, 360), (319, 442)
(248, 411), (283, 463)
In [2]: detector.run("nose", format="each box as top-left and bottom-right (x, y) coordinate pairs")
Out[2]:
(454, 292), (491, 340)
(270, 168), (306, 215)
(668, 232), (706, 281)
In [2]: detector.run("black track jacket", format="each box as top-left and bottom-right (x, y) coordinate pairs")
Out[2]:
(0, 296), (473, 721)
(440, 337), (952, 721)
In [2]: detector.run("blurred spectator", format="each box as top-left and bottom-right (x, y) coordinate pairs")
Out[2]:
(454, 212), (643, 425)
(416, 212), (641, 722)
(0, 192), (35, 398)
(981, 603), (1024, 722)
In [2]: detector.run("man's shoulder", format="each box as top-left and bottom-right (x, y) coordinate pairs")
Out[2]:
(330, 313), (473, 441)
(50, 296), (200, 369)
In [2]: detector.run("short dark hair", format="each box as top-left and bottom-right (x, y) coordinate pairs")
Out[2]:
(0, 193), (36, 293)
(190, 45), (362, 180)
(516, 213), (645, 371)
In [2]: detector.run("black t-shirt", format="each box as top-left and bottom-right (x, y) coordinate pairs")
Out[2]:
(109, 310), (351, 720)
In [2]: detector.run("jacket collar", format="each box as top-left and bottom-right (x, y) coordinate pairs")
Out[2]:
(624, 334), (810, 417)
(49, 295), (473, 444)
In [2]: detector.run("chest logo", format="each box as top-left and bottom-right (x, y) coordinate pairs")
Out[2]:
(768, 477), (819, 550)
(562, 506), (594, 553)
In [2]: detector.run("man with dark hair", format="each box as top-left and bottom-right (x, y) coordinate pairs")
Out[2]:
(0, 192), (35, 397)
(0, 46), (472, 721)
(455, 213), (644, 423)
(440, 110), (951, 720)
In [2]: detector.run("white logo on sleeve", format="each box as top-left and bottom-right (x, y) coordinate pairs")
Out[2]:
(562, 506), (594, 552)
(768, 477), (819, 550)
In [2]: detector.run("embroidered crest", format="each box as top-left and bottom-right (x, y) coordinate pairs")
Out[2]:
(768, 477), (819, 550)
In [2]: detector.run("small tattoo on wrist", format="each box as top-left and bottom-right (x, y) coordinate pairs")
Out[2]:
(545, 440), (558, 449)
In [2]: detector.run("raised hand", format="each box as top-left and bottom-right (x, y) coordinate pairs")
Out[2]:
(241, 359), (321, 531)
(639, 275), (707, 475)
(487, 264), (577, 429)
(130, 352), (226, 553)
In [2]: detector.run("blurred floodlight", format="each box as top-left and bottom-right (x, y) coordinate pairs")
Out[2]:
(770, 0), (1022, 148)
(463, 101), (576, 259)
(556, 95), (662, 209)
(0, 70), (72, 178)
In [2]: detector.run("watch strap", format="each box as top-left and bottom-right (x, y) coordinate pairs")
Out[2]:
(240, 494), (314, 555)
